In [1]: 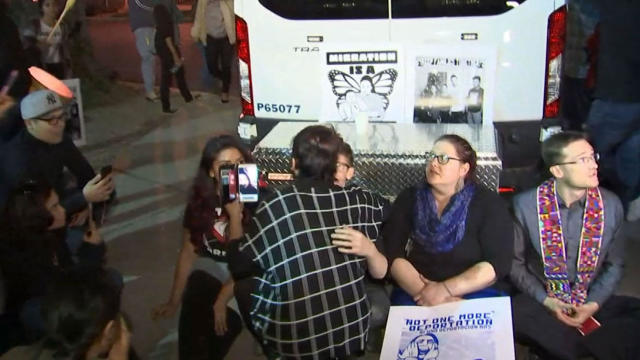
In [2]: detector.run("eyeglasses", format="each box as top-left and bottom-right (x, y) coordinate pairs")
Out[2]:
(555, 153), (600, 166)
(425, 151), (463, 165)
(336, 161), (352, 169)
(37, 112), (67, 125)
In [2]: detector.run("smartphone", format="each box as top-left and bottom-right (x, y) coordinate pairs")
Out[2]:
(100, 165), (113, 180)
(219, 164), (237, 203)
(238, 163), (259, 203)
(578, 316), (601, 336)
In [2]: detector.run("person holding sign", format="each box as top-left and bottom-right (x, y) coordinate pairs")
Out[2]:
(511, 131), (640, 359)
(384, 134), (514, 306)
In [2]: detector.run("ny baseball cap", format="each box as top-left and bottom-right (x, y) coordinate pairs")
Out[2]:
(20, 90), (64, 120)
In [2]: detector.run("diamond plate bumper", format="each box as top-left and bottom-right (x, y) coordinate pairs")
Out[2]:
(253, 122), (501, 197)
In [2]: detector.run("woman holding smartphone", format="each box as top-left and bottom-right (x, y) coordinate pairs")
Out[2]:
(152, 135), (255, 360)
(153, 4), (194, 113)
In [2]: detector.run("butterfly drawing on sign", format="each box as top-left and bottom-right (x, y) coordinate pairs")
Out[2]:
(328, 69), (398, 121)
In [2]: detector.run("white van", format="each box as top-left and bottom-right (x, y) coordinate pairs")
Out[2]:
(235, 0), (567, 169)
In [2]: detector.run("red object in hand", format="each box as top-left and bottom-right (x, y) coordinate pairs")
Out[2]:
(578, 316), (601, 336)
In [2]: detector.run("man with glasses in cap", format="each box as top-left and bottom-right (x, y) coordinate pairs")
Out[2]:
(0, 90), (113, 234)
(510, 131), (640, 359)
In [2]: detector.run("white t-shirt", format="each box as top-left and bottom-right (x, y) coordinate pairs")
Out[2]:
(205, 0), (226, 38)
(38, 20), (63, 64)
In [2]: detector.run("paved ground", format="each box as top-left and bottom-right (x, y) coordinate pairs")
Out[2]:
(88, 15), (239, 96)
(71, 15), (640, 360)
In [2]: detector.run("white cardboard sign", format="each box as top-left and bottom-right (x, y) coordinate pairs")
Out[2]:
(381, 297), (515, 360)
(61, 78), (86, 146)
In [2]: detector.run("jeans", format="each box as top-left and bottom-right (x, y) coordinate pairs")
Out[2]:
(587, 99), (640, 205)
(134, 27), (156, 95)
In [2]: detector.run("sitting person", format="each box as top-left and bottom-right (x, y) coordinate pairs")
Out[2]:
(0, 268), (133, 360)
(510, 131), (640, 359)
(0, 178), (109, 342)
(229, 125), (388, 359)
(151, 135), (257, 360)
(333, 141), (390, 351)
(384, 134), (514, 306)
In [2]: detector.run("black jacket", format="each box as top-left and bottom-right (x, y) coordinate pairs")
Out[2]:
(0, 129), (96, 214)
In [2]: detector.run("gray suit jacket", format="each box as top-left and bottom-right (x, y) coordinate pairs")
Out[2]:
(510, 185), (625, 305)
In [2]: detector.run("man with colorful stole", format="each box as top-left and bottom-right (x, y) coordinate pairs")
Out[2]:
(510, 131), (640, 359)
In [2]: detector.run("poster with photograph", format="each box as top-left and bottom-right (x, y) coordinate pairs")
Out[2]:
(381, 297), (515, 360)
(320, 45), (404, 122)
(61, 78), (86, 146)
(406, 45), (496, 125)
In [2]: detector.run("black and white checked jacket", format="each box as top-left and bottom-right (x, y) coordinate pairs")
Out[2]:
(236, 178), (388, 359)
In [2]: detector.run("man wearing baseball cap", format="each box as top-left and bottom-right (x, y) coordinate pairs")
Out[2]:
(0, 90), (114, 230)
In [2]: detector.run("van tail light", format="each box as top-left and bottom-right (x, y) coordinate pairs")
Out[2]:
(498, 186), (515, 194)
(543, 5), (566, 118)
(236, 16), (254, 116)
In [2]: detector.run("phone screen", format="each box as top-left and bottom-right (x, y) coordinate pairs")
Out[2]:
(238, 164), (259, 202)
(219, 165), (236, 203)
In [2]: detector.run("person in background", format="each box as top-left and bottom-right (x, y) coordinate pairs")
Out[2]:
(127, 0), (158, 101)
(561, 0), (599, 131)
(0, 0), (31, 100)
(586, 1), (640, 221)
(152, 135), (255, 359)
(22, 0), (71, 80)
(0, 268), (134, 360)
(153, 4), (194, 113)
(191, 0), (235, 103)
(385, 134), (513, 306)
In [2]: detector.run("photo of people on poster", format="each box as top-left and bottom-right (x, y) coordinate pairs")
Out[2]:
(413, 57), (485, 124)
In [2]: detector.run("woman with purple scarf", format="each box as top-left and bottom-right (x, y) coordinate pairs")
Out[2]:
(384, 134), (514, 306)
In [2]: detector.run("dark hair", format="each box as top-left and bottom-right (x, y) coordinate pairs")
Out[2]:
(42, 269), (121, 360)
(3, 177), (55, 232)
(435, 134), (477, 181)
(541, 131), (589, 168)
(38, 0), (60, 16)
(292, 125), (343, 184)
(185, 135), (252, 231)
(472, 76), (481, 82)
(153, 4), (171, 26)
(360, 75), (374, 90)
(338, 141), (354, 167)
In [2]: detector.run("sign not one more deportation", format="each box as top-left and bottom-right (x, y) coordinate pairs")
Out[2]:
(381, 297), (515, 360)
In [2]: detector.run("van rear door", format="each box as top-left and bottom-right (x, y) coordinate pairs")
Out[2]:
(389, 0), (559, 123)
(237, 0), (390, 120)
